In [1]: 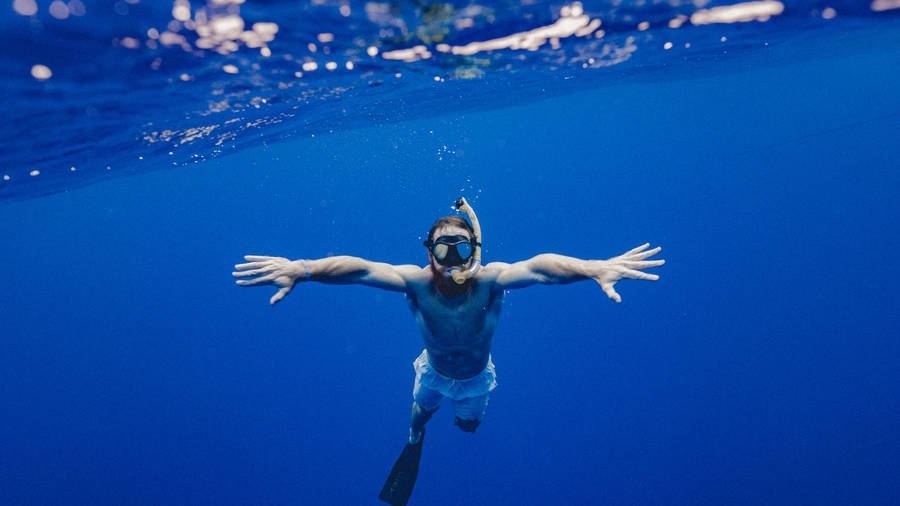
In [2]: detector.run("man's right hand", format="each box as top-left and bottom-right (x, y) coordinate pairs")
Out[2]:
(233, 255), (306, 306)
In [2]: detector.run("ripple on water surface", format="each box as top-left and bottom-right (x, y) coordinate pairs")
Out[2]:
(2, 0), (898, 200)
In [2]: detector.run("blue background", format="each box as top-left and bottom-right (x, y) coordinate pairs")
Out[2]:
(2, 7), (899, 505)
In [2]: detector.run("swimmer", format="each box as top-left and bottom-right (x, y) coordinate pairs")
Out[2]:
(232, 198), (664, 506)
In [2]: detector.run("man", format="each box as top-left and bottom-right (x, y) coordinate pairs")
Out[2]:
(232, 198), (664, 505)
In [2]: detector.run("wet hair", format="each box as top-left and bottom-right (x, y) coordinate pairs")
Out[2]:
(427, 216), (474, 242)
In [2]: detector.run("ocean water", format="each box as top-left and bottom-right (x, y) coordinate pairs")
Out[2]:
(2, 0), (899, 504)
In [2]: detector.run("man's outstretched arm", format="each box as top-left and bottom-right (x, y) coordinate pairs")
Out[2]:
(491, 243), (664, 303)
(233, 255), (420, 305)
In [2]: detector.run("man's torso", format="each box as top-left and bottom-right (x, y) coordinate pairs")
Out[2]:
(404, 266), (505, 379)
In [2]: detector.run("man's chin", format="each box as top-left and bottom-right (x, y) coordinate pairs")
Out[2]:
(431, 267), (451, 281)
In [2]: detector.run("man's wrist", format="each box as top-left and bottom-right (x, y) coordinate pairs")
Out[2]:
(294, 259), (313, 281)
(582, 259), (604, 278)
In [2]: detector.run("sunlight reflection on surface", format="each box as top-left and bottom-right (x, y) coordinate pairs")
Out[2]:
(870, 0), (900, 11)
(690, 1), (785, 25)
(5, 0), (897, 195)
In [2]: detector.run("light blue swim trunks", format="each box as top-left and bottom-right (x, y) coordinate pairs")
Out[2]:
(412, 349), (497, 421)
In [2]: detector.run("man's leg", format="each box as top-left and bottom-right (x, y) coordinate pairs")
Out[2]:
(453, 416), (481, 433)
(410, 381), (442, 444)
(409, 402), (438, 443)
(452, 393), (490, 434)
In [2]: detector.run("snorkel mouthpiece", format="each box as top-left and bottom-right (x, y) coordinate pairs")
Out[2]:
(450, 197), (482, 285)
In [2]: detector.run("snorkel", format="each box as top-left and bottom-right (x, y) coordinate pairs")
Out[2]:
(448, 197), (482, 285)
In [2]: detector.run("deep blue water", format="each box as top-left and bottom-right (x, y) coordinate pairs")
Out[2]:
(2, 1), (900, 505)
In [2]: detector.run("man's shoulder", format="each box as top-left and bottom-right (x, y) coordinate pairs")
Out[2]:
(474, 262), (509, 289)
(478, 262), (510, 279)
(394, 263), (428, 273)
(396, 264), (432, 286)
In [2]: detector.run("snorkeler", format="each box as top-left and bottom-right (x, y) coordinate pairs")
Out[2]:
(232, 198), (664, 506)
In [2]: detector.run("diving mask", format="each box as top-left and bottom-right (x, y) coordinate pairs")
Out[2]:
(425, 197), (483, 284)
(424, 235), (478, 266)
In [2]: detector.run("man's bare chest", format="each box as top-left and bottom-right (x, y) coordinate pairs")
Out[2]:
(411, 285), (497, 335)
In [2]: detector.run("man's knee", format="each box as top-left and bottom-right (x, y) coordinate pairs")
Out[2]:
(454, 416), (481, 434)
(412, 402), (438, 422)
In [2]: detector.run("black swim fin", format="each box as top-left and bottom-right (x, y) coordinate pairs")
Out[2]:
(379, 430), (425, 506)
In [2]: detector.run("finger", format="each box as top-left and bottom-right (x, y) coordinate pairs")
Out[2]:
(624, 243), (650, 256)
(232, 268), (269, 278)
(244, 255), (274, 261)
(623, 259), (665, 269)
(236, 277), (272, 286)
(628, 246), (661, 261)
(624, 269), (659, 281)
(254, 273), (278, 284)
(234, 261), (268, 270)
(270, 286), (292, 305)
(600, 282), (622, 303)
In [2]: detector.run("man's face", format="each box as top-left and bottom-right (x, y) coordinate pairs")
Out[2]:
(427, 224), (472, 275)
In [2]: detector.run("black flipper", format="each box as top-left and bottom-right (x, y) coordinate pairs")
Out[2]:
(379, 431), (425, 506)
